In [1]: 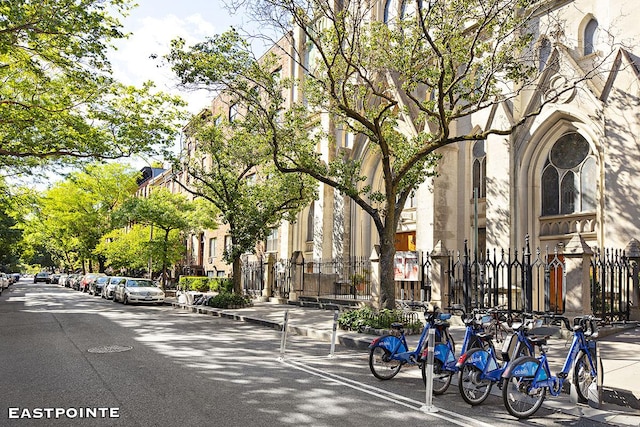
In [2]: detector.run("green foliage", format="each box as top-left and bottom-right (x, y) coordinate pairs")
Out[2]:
(114, 188), (217, 288)
(0, 0), (188, 173)
(178, 276), (233, 293)
(206, 292), (252, 309)
(19, 163), (139, 272)
(338, 307), (423, 333)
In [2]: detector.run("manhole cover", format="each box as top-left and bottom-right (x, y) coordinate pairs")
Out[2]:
(87, 345), (133, 354)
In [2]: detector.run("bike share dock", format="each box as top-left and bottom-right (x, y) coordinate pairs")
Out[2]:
(169, 297), (640, 426)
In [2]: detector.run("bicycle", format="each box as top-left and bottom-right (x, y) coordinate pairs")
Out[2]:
(501, 314), (602, 419)
(456, 311), (547, 406)
(419, 305), (487, 394)
(482, 305), (513, 344)
(368, 303), (444, 381)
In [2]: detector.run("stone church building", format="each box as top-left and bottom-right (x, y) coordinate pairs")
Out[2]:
(157, 0), (640, 317)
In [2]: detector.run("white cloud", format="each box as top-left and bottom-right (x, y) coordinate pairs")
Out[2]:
(110, 13), (218, 113)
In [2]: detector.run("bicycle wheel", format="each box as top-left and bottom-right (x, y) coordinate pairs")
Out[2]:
(502, 357), (546, 419)
(458, 364), (493, 405)
(369, 345), (402, 380)
(573, 350), (597, 403)
(421, 359), (453, 394)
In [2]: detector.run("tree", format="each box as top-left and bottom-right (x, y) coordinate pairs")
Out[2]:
(0, 0), (188, 173)
(170, 110), (317, 294)
(115, 188), (218, 289)
(20, 163), (139, 272)
(166, 0), (615, 309)
(95, 225), (155, 275)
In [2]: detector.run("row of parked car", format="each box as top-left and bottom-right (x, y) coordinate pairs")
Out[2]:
(52, 272), (165, 305)
(0, 272), (20, 294)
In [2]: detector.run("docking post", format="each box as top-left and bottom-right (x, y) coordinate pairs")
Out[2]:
(329, 310), (339, 358)
(421, 328), (438, 413)
(278, 310), (289, 361)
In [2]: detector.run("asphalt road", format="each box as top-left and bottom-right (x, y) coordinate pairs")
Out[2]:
(0, 280), (616, 426)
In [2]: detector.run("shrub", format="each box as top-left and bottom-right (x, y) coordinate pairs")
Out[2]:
(178, 276), (233, 293)
(207, 292), (252, 309)
(338, 306), (423, 333)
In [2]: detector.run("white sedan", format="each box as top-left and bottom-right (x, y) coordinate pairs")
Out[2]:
(113, 278), (165, 305)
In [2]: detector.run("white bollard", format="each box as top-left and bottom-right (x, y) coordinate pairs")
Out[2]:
(278, 310), (289, 361)
(329, 310), (339, 358)
(421, 328), (438, 413)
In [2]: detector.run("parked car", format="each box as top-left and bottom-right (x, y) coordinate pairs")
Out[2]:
(79, 273), (106, 293)
(0, 273), (9, 290)
(33, 272), (50, 283)
(113, 277), (165, 305)
(58, 274), (68, 287)
(102, 276), (124, 300)
(89, 276), (110, 296)
(68, 274), (81, 290)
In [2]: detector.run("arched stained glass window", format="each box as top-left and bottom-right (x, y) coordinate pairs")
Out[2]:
(472, 140), (486, 198)
(541, 133), (596, 216)
(584, 18), (598, 55)
(539, 38), (551, 71)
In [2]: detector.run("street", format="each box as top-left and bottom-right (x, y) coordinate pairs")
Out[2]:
(0, 280), (616, 426)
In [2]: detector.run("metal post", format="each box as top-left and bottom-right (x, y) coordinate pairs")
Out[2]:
(421, 328), (438, 413)
(278, 310), (289, 361)
(329, 310), (339, 358)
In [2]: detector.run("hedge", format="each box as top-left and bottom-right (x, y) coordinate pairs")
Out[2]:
(178, 276), (233, 293)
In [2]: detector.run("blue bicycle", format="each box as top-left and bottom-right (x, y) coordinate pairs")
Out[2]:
(368, 304), (448, 381)
(419, 306), (487, 394)
(456, 311), (545, 405)
(501, 314), (602, 419)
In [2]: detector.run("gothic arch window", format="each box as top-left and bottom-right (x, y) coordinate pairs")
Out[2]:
(538, 37), (551, 71)
(306, 202), (315, 242)
(584, 18), (598, 55)
(541, 133), (596, 216)
(383, 0), (396, 24)
(472, 140), (486, 198)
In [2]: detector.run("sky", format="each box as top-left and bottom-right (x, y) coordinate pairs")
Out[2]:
(109, 0), (251, 114)
(105, 0), (263, 170)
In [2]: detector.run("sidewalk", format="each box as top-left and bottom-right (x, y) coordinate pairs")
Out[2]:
(169, 298), (640, 426)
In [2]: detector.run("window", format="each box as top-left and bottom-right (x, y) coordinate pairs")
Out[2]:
(472, 140), (486, 199)
(383, 0), (394, 23)
(584, 18), (598, 55)
(229, 103), (239, 122)
(306, 202), (315, 242)
(266, 228), (278, 253)
(541, 133), (596, 216)
(538, 38), (551, 71)
(224, 235), (232, 256)
(209, 238), (217, 258)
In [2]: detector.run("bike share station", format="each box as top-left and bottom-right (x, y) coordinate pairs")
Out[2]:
(275, 305), (606, 420)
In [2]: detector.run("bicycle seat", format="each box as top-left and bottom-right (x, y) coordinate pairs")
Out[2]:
(528, 326), (558, 337)
(391, 322), (404, 330)
(476, 332), (493, 341)
(529, 336), (548, 346)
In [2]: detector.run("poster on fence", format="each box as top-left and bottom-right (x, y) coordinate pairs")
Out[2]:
(394, 251), (420, 281)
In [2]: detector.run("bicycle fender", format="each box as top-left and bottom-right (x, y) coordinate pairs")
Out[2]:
(369, 335), (407, 353)
(502, 356), (546, 379)
(433, 342), (455, 364)
(459, 348), (499, 372)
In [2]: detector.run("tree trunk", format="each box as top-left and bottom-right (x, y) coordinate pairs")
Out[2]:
(379, 219), (397, 310)
(161, 229), (170, 290)
(232, 256), (242, 294)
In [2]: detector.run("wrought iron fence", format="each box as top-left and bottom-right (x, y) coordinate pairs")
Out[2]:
(239, 239), (631, 321)
(590, 249), (632, 322)
(301, 257), (371, 299)
(447, 238), (565, 315)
